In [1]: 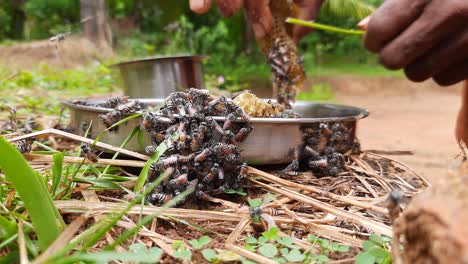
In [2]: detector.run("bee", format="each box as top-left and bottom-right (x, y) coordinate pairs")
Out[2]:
(15, 138), (35, 153)
(234, 107), (251, 123)
(147, 192), (172, 205)
(326, 166), (339, 176)
(100, 96), (129, 109)
(234, 125), (253, 143)
(99, 111), (122, 130)
(81, 143), (99, 162)
(117, 100), (140, 114)
(194, 148), (212, 163)
(208, 96), (227, 113)
(239, 163), (248, 180)
(176, 104), (186, 116)
(141, 112), (155, 131)
(208, 119), (224, 136)
(191, 133), (201, 151)
(72, 99), (88, 106)
(309, 158), (328, 169)
(203, 164), (220, 183)
(387, 190), (403, 222)
(223, 113), (237, 130)
(168, 173), (188, 190)
(156, 155), (179, 170)
(198, 122), (208, 141)
(319, 123), (332, 135)
(186, 102), (197, 116)
(263, 208), (280, 216)
(177, 153), (194, 164)
(21, 117), (37, 133)
(303, 146), (320, 159)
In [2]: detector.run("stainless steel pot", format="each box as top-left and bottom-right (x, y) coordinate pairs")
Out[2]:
(112, 55), (205, 98)
(63, 99), (369, 165)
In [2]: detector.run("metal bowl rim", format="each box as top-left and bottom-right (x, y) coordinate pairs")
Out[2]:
(62, 99), (369, 124)
(111, 54), (205, 68)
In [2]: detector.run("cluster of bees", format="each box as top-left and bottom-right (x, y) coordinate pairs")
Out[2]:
(267, 38), (305, 109)
(140, 89), (253, 206)
(98, 96), (144, 132)
(281, 122), (357, 177)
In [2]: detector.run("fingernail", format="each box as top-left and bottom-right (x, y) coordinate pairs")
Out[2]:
(358, 16), (370, 30)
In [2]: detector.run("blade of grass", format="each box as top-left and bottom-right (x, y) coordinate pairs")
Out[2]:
(105, 188), (193, 250)
(100, 126), (140, 178)
(286, 17), (365, 35)
(92, 113), (142, 148)
(135, 141), (169, 192)
(51, 152), (64, 197)
(0, 136), (64, 251)
(77, 172), (169, 253)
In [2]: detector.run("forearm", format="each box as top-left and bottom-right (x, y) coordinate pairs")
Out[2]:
(456, 81), (468, 144)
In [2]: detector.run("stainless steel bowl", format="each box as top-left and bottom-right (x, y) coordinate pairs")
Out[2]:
(112, 55), (205, 98)
(63, 99), (369, 165)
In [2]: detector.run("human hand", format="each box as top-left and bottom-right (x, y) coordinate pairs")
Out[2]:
(189, 0), (323, 42)
(359, 0), (468, 86)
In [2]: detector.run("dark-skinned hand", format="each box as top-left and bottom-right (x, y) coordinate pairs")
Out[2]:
(189, 0), (324, 43)
(359, 0), (468, 86)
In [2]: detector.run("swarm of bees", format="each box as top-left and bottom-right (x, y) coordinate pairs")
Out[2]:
(256, 0), (306, 109)
(140, 89), (253, 206)
(97, 97), (144, 132)
(232, 91), (300, 118)
(281, 122), (358, 177)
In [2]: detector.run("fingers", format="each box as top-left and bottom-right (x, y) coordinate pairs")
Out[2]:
(217, 0), (242, 17)
(292, 0), (324, 43)
(379, 1), (466, 70)
(364, 0), (430, 53)
(190, 0), (213, 14)
(433, 61), (468, 86)
(244, 0), (273, 39)
(405, 30), (468, 82)
(357, 16), (370, 30)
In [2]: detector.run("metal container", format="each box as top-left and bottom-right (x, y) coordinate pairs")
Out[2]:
(63, 99), (369, 165)
(112, 55), (205, 98)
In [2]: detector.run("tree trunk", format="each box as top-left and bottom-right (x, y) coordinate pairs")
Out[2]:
(9, 0), (26, 39)
(80, 0), (112, 49)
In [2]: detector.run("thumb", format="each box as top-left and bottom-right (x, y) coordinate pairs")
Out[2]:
(190, 0), (213, 14)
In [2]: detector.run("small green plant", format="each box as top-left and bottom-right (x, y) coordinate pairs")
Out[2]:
(355, 234), (392, 264)
(189, 235), (212, 250)
(172, 240), (192, 261)
(242, 227), (350, 264)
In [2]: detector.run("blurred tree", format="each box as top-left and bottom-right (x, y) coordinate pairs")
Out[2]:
(80, 0), (112, 48)
(10, 0), (26, 39)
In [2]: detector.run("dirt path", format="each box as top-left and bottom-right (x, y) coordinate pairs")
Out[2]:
(327, 76), (463, 183)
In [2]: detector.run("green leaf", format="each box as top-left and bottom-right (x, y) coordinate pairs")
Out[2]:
(262, 193), (276, 204)
(258, 236), (267, 245)
(285, 248), (305, 262)
(362, 240), (377, 251)
(355, 252), (376, 264)
(247, 198), (262, 208)
(369, 234), (384, 245)
(68, 249), (163, 263)
(244, 244), (256, 252)
(202, 249), (218, 262)
(0, 136), (64, 251)
(315, 254), (330, 263)
(277, 236), (294, 248)
(258, 243), (278, 259)
(368, 246), (391, 262)
(135, 140), (169, 192)
(262, 227), (279, 241)
(190, 235), (211, 249)
(174, 248), (192, 261)
(337, 245), (350, 252)
(51, 152), (64, 196)
(329, 242), (340, 251)
(240, 257), (257, 264)
(274, 257), (287, 264)
(318, 238), (330, 248)
(245, 237), (257, 244)
(308, 234), (318, 243)
(321, 0), (375, 19)
(172, 240), (184, 249)
(224, 188), (247, 196)
(280, 247), (289, 257)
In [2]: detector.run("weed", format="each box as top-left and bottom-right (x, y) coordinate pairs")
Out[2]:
(355, 234), (393, 264)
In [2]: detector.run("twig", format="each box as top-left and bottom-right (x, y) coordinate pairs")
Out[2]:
(8, 128), (149, 161)
(226, 217), (250, 245)
(24, 153), (146, 167)
(18, 221), (28, 264)
(248, 167), (388, 214)
(250, 179), (393, 237)
(227, 244), (277, 264)
(365, 150), (414, 156)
